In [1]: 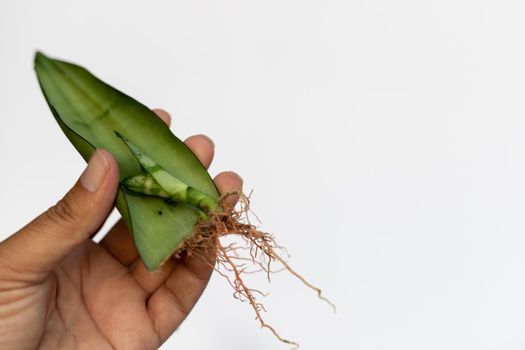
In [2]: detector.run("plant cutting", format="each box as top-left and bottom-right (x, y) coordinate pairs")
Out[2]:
(34, 52), (333, 347)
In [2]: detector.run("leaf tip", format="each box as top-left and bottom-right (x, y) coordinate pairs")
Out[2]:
(34, 51), (50, 68)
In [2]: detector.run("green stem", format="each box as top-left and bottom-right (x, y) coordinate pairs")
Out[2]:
(122, 174), (171, 198)
(116, 132), (218, 213)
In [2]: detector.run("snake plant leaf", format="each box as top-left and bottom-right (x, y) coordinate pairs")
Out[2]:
(34, 52), (219, 270)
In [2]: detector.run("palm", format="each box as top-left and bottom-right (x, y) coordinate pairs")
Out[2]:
(35, 238), (211, 349)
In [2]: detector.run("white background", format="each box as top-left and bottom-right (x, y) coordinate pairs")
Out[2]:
(2, 1), (525, 349)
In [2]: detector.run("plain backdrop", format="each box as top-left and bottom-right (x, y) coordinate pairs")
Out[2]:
(2, 1), (525, 349)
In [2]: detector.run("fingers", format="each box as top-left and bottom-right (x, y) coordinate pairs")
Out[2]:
(214, 171), (244, 210)
(184, 134), (214, 169)
(152, 108), (171, 125)
(0, 150), (119, 282)
(146, 253), (214, 344)
(131, 258), (176, 294)
(145, 171), (242, 342)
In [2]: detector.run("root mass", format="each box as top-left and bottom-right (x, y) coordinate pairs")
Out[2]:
(175, 191), (335, 348)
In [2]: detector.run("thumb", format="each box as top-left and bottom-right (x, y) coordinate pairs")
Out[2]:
(0, 149), (119, 280)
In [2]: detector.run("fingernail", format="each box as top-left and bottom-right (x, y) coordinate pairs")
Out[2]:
(80, 150), (109, 192)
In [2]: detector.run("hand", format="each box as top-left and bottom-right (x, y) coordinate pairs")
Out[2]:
(0, 109), (242, 350)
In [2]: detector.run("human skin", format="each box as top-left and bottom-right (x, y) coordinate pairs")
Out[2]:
(0, 109), (242, 350)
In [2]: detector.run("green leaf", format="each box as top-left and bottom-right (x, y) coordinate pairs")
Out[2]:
(34, 52), (219, 270)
